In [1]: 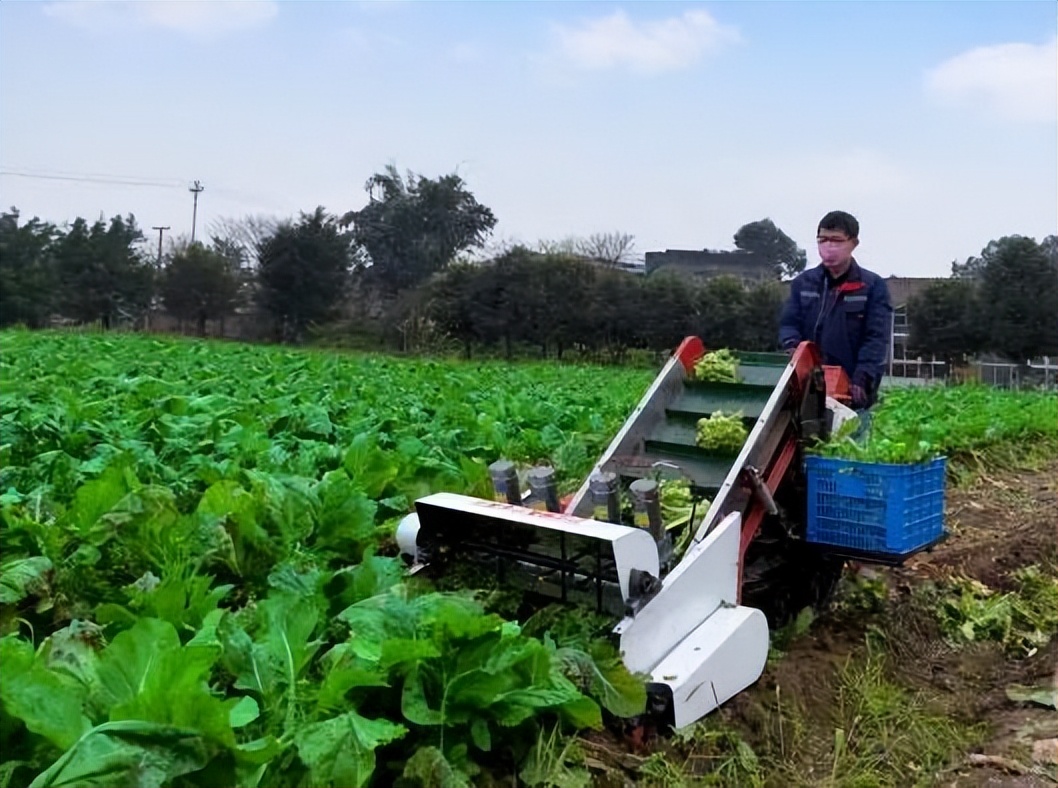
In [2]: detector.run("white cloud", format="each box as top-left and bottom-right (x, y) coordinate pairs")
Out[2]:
(925, 37), (1057, 124)
(551, 9), (740, 74)
(44, 1), (278, 37)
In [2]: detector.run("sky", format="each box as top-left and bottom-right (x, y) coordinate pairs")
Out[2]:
(1, 1), (1055, 278)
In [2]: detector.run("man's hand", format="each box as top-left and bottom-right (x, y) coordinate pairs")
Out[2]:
(851, 383), (867, 409)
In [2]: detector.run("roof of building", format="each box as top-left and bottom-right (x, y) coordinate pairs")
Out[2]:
(644, 249), (772, 275)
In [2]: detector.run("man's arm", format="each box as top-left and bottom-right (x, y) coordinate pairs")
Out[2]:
(853, 277), (893, 389)
(778, 278), (804, 352)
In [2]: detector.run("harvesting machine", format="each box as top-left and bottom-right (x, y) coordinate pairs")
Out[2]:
(396, 338), (937, 729)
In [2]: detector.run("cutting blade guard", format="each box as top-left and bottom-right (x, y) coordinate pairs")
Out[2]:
(411, 492), (662, 617)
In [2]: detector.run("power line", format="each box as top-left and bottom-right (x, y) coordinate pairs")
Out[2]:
(0, 169), (187, 189)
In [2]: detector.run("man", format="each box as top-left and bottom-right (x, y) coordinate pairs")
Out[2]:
(779, 211), (892, 409)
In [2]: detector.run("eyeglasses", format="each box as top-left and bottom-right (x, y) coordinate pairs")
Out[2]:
(816, 236), (851, 245)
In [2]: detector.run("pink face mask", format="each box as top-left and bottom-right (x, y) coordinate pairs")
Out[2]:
(817, 239), (849, 265)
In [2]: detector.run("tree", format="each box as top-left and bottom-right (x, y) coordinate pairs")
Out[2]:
(696, 276), (747, 348)
(579, 232), (636, 267)
(257, 207), (353, 342)
(53, 214), (154, 328)
(160, 242), (240, 335)
(536, 232), (636, 267)
(976, 235), (1058, 361)
(340, 165), (496, 292)
(740, 280), (786, 351)
(426, 262), (482, 358)
(907, 279), (982, 362)
(1041, 234), (1058, 266)
(207, 214), (279, 271)
(0, 209), (58, 328)
(733, 219), (806, 279)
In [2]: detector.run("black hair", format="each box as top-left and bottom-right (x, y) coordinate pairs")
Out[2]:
(817, 211), (859, 240)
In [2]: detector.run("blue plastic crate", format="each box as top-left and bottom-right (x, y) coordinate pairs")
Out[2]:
(805, 456), (946, 555)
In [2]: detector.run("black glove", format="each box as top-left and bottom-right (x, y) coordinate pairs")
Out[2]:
(851, 383), (868, 409)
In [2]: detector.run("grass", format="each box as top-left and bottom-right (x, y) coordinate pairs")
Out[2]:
(823, 651), (980, 788)
(636, 718), (766, 788)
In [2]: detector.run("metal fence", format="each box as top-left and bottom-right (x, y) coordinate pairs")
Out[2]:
(884, 357), (1058, 390)
(974, 358), (1058, 389)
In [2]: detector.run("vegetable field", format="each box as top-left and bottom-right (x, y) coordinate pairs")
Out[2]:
(2, 330), (1056, 788)
(0, 331), (653, 788)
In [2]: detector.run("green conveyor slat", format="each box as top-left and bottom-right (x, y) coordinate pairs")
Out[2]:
(733, 364), (785, 387)
(735, 351), (790, 366)
(668, 381), (772, 421)
(647, 420), (755, 451)
(613, 450), (731, 493)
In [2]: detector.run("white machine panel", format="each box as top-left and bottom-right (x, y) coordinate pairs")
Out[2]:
(651, 605), (769, 728)
(615, 512), (741, 674)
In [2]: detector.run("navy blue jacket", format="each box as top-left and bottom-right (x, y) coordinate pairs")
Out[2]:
(779, 260), (892, 404)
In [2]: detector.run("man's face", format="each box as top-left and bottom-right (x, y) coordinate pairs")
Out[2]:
(816, 230), (858, 271)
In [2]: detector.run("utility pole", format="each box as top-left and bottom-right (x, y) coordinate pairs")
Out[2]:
(151, 226), (170, 267)
(189, 180), (204, 244)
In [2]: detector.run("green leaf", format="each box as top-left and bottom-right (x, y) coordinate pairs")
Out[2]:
(1005, 684), (1058, 709)
(314, 471), (377, 557)
(258, 592), (321, 690)
(267, 561), (326, 600)
(43, 620), (104, 708)
(557, 696), (603, 730)
(0, 556), (53, 604)
(0, 635), (92, 750)
(334, 553), (404, 609)
(402, 746), (472, 788)
(28, 721), (212, 788)
(401, 667), (443, 726)
(219, 592), (320, 720)
(342, 433), (400, 499)
(470, 717), (492, 752)
(294, 711), (406, 788)
(299, 404), (333, 437)
(65, 462), (135, 534)
(316, 656), (389, 714)
(380, 638), (441, 670)
(229, 696), (260, 728)
(93, 618), (182, 709)
(91, 618), (233, 747)
(556, 643), (647, 719)
(219, 617), (273, 698)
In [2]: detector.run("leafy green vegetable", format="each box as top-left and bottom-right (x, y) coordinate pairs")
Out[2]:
(28, 721), (214, 788)
(935, 566), (1058, 656)
(659, 478), (694, 528)
(0, 331), (660, 785)
(293, 710), (406, 788)
(693, 349), (740, 383)
(695, 411), (748, 454)
(0, 556), (52, 605)
(0, 634), (92, 751)
(812, 384), (1058, 465)
(403, 745), (477, 788)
